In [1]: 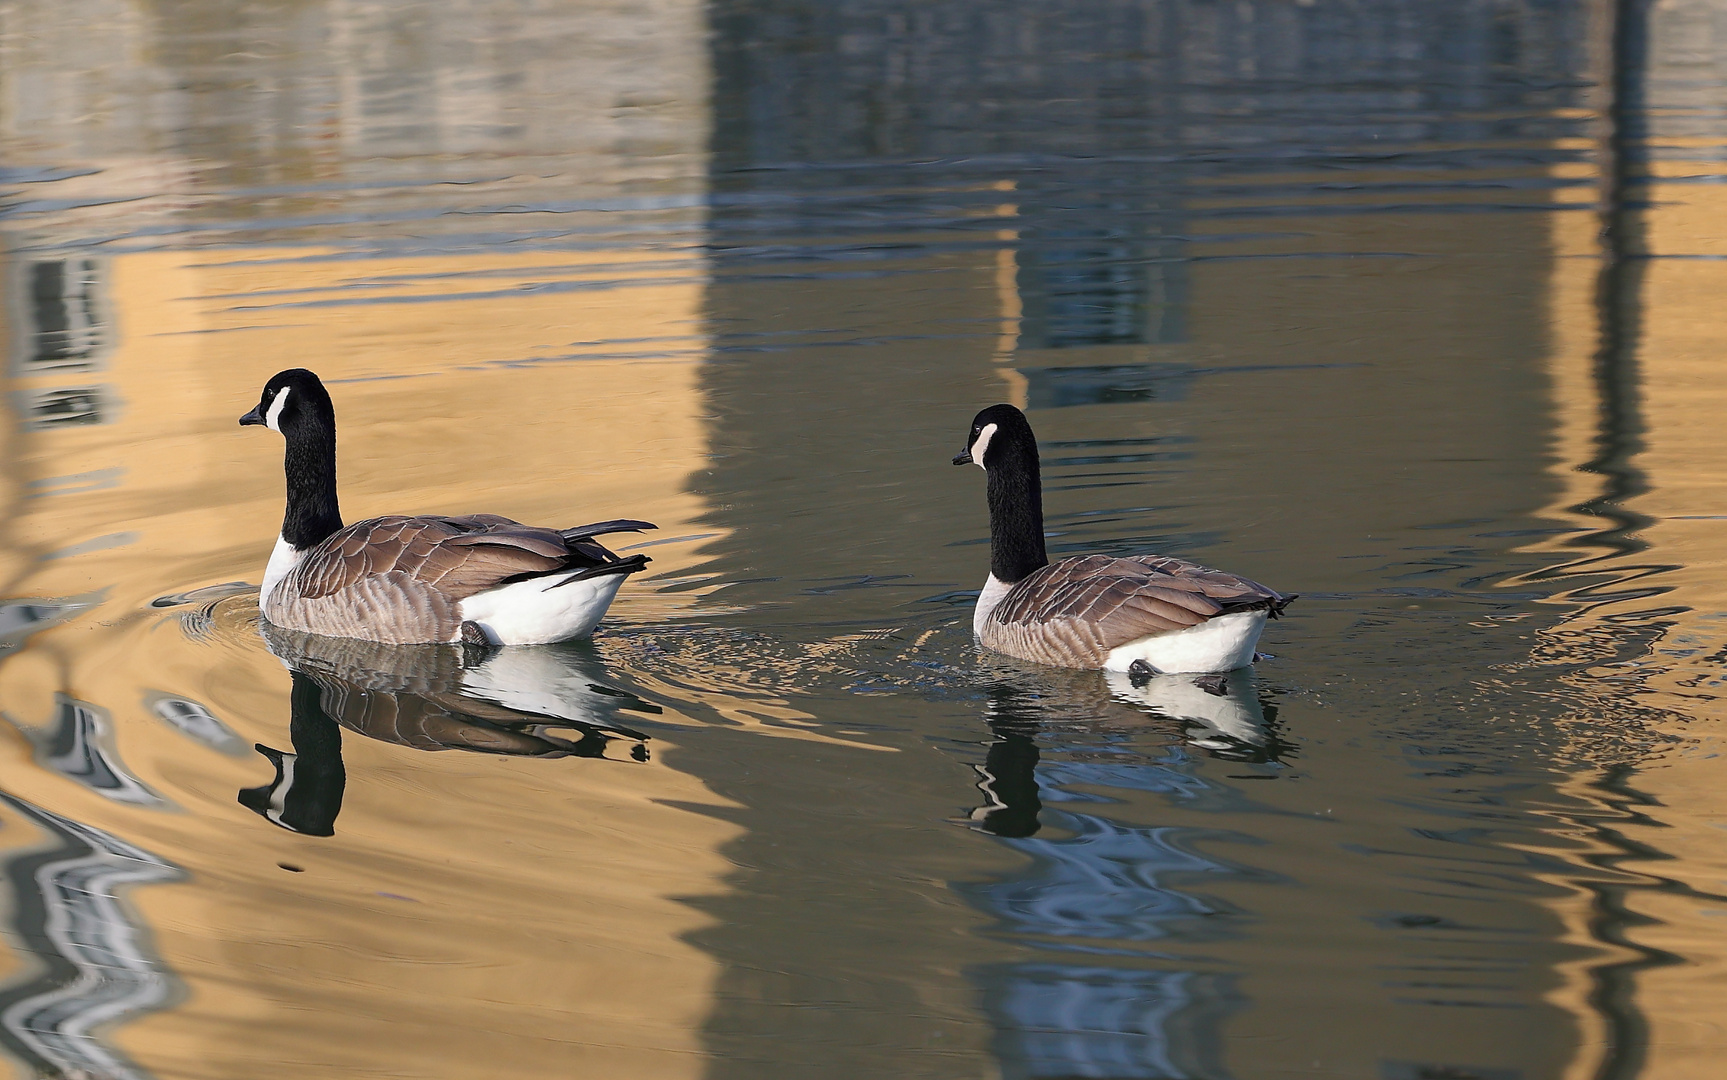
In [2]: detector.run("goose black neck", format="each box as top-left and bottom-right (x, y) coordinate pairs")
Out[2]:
(281, 426), (342, 550)
(985, 437), (1048, 583)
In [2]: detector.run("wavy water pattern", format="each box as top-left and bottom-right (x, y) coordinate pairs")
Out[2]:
(4, 1), (1727, 1078)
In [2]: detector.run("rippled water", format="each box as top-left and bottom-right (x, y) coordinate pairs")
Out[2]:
(4, 1), (1727, 1077)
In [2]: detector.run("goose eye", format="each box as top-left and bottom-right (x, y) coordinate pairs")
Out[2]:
(263, 385), (294, 430)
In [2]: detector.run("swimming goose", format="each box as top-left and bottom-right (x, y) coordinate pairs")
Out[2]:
(240, 368), (655, 645)
(953, 404), (1293, 673)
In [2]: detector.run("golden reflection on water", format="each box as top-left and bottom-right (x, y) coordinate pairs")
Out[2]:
(0, 4), (751, 1073)
(0, 245), (747, 1077)
(1531, 100), (1727, 1080)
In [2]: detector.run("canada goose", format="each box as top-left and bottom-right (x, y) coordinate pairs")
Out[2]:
(953, 404), (1294, 673)
(240, 368), (654, 645)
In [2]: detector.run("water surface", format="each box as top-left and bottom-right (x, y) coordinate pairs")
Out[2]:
(4, 1), (1727, 1078)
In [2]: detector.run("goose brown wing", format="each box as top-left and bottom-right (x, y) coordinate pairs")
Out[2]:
(985, 555), (1287, 667)
(288, 515), (584, 603)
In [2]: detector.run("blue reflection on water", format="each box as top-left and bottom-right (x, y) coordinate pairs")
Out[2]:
(959, 689), (1251, 1079)
(974, 808), (1223, 948)
(982, 964), (1237, 1080)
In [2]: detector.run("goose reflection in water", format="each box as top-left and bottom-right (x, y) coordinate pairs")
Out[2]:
(968, 668), (1288, 838)
(960, 671), (1275, 1077)
(1106, 667), (1293, 765)
(242, 624), (658, 836)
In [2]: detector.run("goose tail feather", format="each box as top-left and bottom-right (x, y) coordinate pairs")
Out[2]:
(1217, 592), (1299, 619)
(559, 519), (657, 543)
(546, 554), (650, 589)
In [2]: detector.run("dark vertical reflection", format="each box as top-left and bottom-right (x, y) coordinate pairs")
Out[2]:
(1586, 0), (1651, 543)
(1571, 0), (1661, 584)
(1565, 6), (1675, 1076)
(1535, 0), (1670, 618)
(1580, 764), (1681, 1080)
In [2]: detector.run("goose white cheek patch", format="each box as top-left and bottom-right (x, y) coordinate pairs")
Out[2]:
(969, 422), (997, 469)
(264, 386), (291, 432)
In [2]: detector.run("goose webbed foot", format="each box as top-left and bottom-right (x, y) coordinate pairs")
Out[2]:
(1128, 659), (1158, 687)
(458, 621), (500, 669)
(1192, 673), (1230, 697)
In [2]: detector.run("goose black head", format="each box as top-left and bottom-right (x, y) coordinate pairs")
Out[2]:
(239, 369), (335, 437)
(953, 403), (1035, 469)
(954, 403), (1048, 582)
(242, 368), (343, 550)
